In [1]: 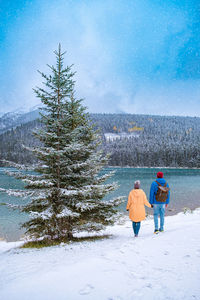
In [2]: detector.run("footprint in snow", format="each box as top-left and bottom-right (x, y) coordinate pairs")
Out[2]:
(140, 276), (147, 280)
(79, 284), (94, 295)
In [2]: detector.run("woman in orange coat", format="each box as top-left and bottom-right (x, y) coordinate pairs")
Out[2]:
(126, 180), (152, 237)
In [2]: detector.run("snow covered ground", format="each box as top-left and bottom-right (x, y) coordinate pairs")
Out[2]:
(1, 210), (200, 300)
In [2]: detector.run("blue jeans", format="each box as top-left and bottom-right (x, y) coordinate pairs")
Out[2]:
(153, 204), (165, 231)
(132, 222), (141, 235)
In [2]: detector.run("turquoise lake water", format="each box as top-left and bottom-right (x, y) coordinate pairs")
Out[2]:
(1, 167), (200, 241)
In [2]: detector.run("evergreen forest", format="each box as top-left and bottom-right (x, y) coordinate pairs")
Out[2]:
(0, 113), (200, 168)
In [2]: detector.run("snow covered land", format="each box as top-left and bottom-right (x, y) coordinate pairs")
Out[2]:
(1, 210), (200, 300)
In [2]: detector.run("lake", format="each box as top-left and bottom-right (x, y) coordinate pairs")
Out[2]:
(1, 167), (200, 241)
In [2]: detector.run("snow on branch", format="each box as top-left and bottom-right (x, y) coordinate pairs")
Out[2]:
(33, 130), (58, 139)
(76, 202), (98, 212)
(57, 208), (80, 218)
(4, 169), (27, 179)
(95, 171), (116, 183)
(29, 146), (76, 157)
(30, 208), (53, 220)
(0, 188), (33, 198)
(1, 160), (35, 171)
(4, 170), (44, 181)
(101, 196), (126, 207)
(30, 207), (80, 220)
(62, 142), (91, 153)
(3, 203), (22, 210)
(61, 184), (117, 198)
(24, 179), (54, 188)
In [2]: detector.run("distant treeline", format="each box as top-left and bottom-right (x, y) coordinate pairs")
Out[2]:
(1, 113), (200, 167)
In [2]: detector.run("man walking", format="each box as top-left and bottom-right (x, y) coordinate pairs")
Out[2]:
(149, 171), (170, 234)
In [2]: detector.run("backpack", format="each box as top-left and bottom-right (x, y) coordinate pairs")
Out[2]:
(155, 180), (170, 202)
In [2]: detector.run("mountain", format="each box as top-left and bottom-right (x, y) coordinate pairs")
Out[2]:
(0, 107), (40, 134)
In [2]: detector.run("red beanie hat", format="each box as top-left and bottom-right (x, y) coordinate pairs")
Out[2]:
(157, 171), (163, 178)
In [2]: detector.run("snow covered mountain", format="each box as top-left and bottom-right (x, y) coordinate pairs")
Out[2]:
(0, 107), (41, 134)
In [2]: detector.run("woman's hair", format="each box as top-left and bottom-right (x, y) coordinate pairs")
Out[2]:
(134, 180), (140, 189)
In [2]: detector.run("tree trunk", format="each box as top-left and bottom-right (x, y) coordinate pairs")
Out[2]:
(67, 216), (73, 239)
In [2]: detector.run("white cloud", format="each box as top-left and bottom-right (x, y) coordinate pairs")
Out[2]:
(1, 0), (199, 117)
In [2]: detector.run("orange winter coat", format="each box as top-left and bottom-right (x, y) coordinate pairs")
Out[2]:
(126, 189), (151, 222)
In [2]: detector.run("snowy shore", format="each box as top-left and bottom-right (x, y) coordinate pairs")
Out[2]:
(108, 166), (200, 169)
(1, 210), (200, 300)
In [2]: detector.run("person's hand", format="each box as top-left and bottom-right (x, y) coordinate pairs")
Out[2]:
(165, 204), (168, 208)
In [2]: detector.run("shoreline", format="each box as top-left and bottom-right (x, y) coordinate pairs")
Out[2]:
(2, 166), (200, 170)
(107, 166), (200, 170)
(1, 206), (200, 244)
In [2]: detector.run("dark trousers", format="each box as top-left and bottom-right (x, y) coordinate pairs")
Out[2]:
(132, 221), (141, 235)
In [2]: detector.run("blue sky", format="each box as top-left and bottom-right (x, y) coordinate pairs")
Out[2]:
(0, 0), (200, 116)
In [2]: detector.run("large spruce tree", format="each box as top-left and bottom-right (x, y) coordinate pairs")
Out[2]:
(2, 45), (123, 242)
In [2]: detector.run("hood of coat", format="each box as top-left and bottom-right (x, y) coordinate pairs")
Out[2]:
(131, 189), (143, 198)
(155, 178), (166, 185)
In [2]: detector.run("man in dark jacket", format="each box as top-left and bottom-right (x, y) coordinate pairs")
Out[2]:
(149, 171), (170, 234)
